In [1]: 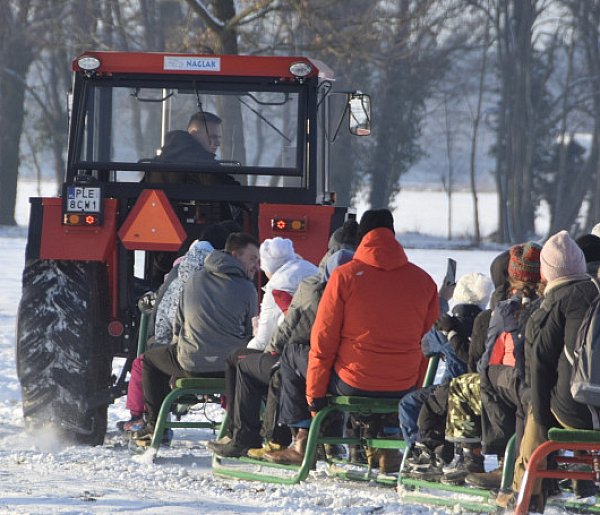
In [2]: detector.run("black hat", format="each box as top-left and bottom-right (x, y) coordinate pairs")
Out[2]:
(199, 223), (229, 250)
(357, 209), (395, 242)
(576, 234), (600, 264)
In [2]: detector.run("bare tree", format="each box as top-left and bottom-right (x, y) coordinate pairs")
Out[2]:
(184, 0), (280, 164)
(368, 1), (465, 209)
(0, 0), (36, 225)
(468, 18), (491, 244)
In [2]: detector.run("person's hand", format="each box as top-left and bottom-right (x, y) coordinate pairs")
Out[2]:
(307, 396), (328, 417)
(435, 314), (459, 334)
(438, 282), (456, 301)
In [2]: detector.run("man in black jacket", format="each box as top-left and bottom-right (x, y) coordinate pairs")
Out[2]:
(145, 111), (233, 185)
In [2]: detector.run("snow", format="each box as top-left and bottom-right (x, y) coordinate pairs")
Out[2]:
(0, 180), (548, 514)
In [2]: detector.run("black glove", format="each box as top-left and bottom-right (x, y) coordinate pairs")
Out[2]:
(435, 314), (460, 334)
(308, 397), (328, 413)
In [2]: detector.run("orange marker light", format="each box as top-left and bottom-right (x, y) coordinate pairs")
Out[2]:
(271, 217), (306, 232)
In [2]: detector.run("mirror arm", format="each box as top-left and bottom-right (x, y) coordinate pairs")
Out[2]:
(317, 80), (333, 109)
(330, 101), (349, 144)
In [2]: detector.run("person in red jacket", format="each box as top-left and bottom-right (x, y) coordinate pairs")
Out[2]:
(269, 209), (439, 461)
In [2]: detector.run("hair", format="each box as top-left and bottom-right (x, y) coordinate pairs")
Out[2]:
(225, 232), (259, 253)
(508, 275), (543, 303)
(187, 111), (222, 130)
(340, 219), (359, 248)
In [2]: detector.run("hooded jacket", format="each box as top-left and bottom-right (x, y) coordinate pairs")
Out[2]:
(246, 257), (319, 351)
(306, 228), (439, 401)
(174, 250), (258, 373)
(154, 241), (214, 346)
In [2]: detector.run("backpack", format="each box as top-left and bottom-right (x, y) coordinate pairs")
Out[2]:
(565, 278), (600, 428)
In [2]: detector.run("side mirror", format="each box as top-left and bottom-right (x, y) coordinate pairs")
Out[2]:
(348, 93), (371, 136)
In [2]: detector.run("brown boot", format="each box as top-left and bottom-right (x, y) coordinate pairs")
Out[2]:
(365, 446), (381, 469)
(379, 449), (403, 474)
(263, 428), (308, 465)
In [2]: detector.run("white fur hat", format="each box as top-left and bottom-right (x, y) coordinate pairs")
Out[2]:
(259, 237), (296, 275)
(453, 272), (493, 309)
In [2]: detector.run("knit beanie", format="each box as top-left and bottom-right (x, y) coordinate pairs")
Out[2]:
(508, 242), (542, 283)
(198, 223), (229, 250)
(357, 209), (395, 242)
(453, 272), (493, 309)
(540, 230), (586, 282)
(259, 237), (296, 275)
(324, 249), (354, 282)
(576, 234), (600, 264)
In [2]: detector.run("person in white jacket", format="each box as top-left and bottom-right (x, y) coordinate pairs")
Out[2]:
(247, 237), (319, 350)
(219, 237), (318, 441)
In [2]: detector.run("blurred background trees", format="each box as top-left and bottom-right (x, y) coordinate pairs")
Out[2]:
(2, 0), (600, 243)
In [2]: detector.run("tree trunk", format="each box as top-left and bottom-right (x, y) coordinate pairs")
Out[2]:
(0, 0), (33, 226)
(494, 0), (537, 242)
(469, 19), (489, 244)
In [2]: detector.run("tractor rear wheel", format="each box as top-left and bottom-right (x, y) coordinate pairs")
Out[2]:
(16, 259), (112, 446)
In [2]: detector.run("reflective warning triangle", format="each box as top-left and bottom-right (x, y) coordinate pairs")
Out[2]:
(118, 189), (186, 251)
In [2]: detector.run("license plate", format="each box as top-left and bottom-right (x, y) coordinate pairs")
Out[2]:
(62, 184), (104, 226)
(65, 186), (101, 213)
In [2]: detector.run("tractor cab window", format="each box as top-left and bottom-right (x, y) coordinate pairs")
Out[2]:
(74, 79), (304, 187)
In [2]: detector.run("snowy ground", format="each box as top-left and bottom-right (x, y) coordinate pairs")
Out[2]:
(0, 181), (552, 514)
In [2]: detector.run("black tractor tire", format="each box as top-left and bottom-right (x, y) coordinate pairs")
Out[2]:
(16, 259), (112, 446)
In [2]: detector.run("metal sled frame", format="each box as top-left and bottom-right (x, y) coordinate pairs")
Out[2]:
(150, 377), (226, 452)
(398, 434), (516, 513)
(210, 357), (439, 485)
(515, 428), (600, 515)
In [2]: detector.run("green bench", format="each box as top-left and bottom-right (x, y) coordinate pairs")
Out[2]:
(149, 377), (226, 452)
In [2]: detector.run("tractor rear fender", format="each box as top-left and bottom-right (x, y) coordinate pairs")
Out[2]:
(26, 197), (119, 319)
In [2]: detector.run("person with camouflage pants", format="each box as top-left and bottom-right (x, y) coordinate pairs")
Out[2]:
(446, 372), (482, 443)
(441, 372), (485, 484)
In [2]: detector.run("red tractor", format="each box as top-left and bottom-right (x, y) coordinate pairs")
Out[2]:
(15, 51), (370, 444)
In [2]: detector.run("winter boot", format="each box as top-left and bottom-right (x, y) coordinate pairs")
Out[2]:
(405, 443), (444, 481)
(117, 412), (145, 432)
(263, 428), (308, 465)
(207, 440), (249, 458)
(246, 440), (283, 459)
(495, 489), (515, 509)
(349, 445), (368, 465)
(365, 446), (381, 470)
(465, 459), (503, 489)
(379, 449), (403, 474)
(441, 445), (484, 485)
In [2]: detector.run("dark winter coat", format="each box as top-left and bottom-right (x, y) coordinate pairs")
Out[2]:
(531, 275), (596, 429)
(174, 250), (258, 373)
(145, 130), (238, 186)
(469, 309), (492, 373)
(444, 303), (483, 366)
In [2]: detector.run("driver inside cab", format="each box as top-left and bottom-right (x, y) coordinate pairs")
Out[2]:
(145, 111), (236, 186)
